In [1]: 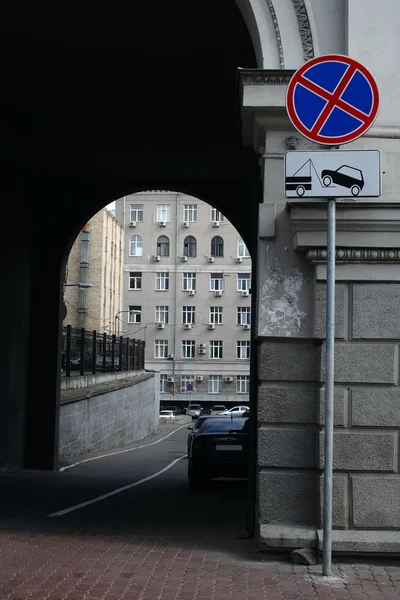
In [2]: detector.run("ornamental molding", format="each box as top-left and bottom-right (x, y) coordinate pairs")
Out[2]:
(240, 71), (294, 85)
(305, 248), (400, 264)
(266, 0), (285, 69)
(292, 0), (315, 61)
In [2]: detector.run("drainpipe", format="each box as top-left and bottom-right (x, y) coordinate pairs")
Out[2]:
(79, 224), (91, 329)
(172, 192), (179, 395)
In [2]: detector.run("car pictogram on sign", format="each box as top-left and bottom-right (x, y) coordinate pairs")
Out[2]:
(321, 165), (364, 196)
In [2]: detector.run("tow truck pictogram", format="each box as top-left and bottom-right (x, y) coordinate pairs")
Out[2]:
(285, 159), (365, 197)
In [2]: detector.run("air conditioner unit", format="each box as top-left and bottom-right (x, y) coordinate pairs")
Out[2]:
(236, 257), (243, 263)
(129, 221), (136, 228)
(188, 290), (196, 296)
(199, 343), (207, 349)
(225, 376), (233, 383)
(183, 323), (191, 330)
(208, 257), (215, 263)
(153, 255), (161, 262)
(212, 221), (219, 228)
(208, 323), (215, 330)
(181, 256), (188, 262)
(198, 348), (206, 355)
(158, 221), (166, 227)
(182, 222), (189, 228)
(196, 375), (203, 382)
(167, 376), (174, 383)
(214, 290), (223, 297)
(243, 324), (250, 330)
(156, 322), (165, 329)
(167, 354), (174, 359)
(241, 290), (249, 297)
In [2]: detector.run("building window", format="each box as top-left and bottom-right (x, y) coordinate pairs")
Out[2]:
(182, 306), (196, 325)
(210, 340), (223, 359)
(156, 272), (169, 291)
(237, 238), (250, 258)
(181, 374), (195, 393)
(129, 271), (142, 290)
(130, 234), (143, 257)
(237, 375), (250, 394)
(130, 204), (144, 222)
(210, 273), (224, 291)
(209, 306), (223, 325)
(157, 205), (170, 222)
(210, 236), (224, 257)
(155, 306), (169, 324)
(183, 272), (196, 291)
(160, 374), (168, 393)
(237, 273), (251, 291)
(183, 235), (197, 257)
(237, 307), (251, 325)
(183, 204), (197, 222)
(157, 235), (170, 257)
(208, 375), (222, 394)
(211, 208), (224, 223)
(154, 340), (168, 358)
(181, 340), (196, 359)
(128, 305), (141, 323)
(237, 341), (250, 359)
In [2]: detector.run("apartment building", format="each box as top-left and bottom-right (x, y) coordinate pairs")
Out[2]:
(115, 191), (251, 410)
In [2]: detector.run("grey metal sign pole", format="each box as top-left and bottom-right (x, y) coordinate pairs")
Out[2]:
(322, 198), (336, 576)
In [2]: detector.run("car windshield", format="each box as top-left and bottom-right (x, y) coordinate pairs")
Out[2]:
(199, 418), (248, 433)
(212, 406), (226, 410)
(190, 405), (201, 409)
(160, 411), (172, 415)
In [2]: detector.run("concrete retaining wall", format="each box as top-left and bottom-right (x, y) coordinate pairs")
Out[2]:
(59, 372), (159, 460)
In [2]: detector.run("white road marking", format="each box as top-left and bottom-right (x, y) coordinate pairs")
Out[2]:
(48, 454), (187, 517)
(59, 424), (187, 472)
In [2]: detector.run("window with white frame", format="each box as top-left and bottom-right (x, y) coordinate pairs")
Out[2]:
(128, 306), (141, 323)
(154, 340), (168, 358)
(210, 340), (223, 359)
(183, 235), (197, 257)
(237, 238), (250, 258)
(211, 236), (224, 257)
(160, 374), (168, 393)
(182, 306), (195, 325)
(181, 340), (196, 359)
(208, 375), (222, 394)
(209, 306), (223, 325)
(129, 271), (142, 290)
(156, 235), (170, 256)
(130, 204), (144, 222)
(155, 306), (169, 324)
(237, 341), (250, 359)
(237, 375), (250, 394)
(237, 307), (251, 325)
(182, 272), (196, 291)
(237, 273), (251, 291)
(130, 234), (143, 257)
(155, 272), (169, 291)
(211, 208), (224, 223)
(156, 204), (170, 222)
(181, 374), (195, 393)
(210, 273), (224, 291)
(183, 204), (197, 222)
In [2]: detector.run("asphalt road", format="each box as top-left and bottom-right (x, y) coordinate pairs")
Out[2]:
(0, 423), (251, 554)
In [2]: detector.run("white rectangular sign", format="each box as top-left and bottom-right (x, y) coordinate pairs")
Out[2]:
(284, 150), (381, 199)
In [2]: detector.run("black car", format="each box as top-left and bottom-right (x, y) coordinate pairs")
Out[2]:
(188, 416), (249, 489)
(186, 414), (231, 453)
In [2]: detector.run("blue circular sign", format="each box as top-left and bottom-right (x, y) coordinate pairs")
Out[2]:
(187, 383), (193, 391)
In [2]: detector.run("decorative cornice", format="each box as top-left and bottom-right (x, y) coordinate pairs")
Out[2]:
(241, 71), (294, 86)
(305, 248), (400, 264)
(266, 1), (285, 69)
(292, 0), (315, 62)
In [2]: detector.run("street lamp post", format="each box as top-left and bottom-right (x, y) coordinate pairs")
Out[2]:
(114, 310), (141, 335)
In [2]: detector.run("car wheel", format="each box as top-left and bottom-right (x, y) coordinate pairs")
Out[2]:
(296, 185), (305, 197)
(323, 175), (332, 187)
(351, 185), (360, 196)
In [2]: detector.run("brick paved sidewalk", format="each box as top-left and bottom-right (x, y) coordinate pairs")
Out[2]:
(1, 529), (399, 600)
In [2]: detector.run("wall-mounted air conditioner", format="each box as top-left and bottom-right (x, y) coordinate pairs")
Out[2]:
(241, 290), (249, 297)
(196, 375), (203, 382)
(225, 376), (233, 383)
(182, 222), (189, 228)
(198, 343), (207, 349)
(129, 221), (136, 228)
(181, 256), (188, 262)
(158, 221), (166, 227)
(156, 322), (165, 329)
(188, 290), (196, 296)
(153, 255), (161, 262)
(243, 324), (250, 330)
(183, 323), (191, 330)
(198, 348), (206, 355)
(236, 257), (243, 263)
(212, 221), (219, 228)
(208, 257), (215, 263)
(167, 376), (174, 383)
(167, 354), (174, 359)
(208, 323), (215, 330)
(214, 290), (223, 297)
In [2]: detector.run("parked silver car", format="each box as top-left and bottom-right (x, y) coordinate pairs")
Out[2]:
(209, 404), (227, 415)
(186, 404), (202, 418)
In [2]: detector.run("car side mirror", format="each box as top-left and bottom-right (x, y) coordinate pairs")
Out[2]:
(187, 425), (193, 430)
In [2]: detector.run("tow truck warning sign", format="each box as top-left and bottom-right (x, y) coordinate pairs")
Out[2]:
(284, 149), (381, 199)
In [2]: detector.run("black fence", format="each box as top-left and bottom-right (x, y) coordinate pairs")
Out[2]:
(61, 326), (145, 377)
